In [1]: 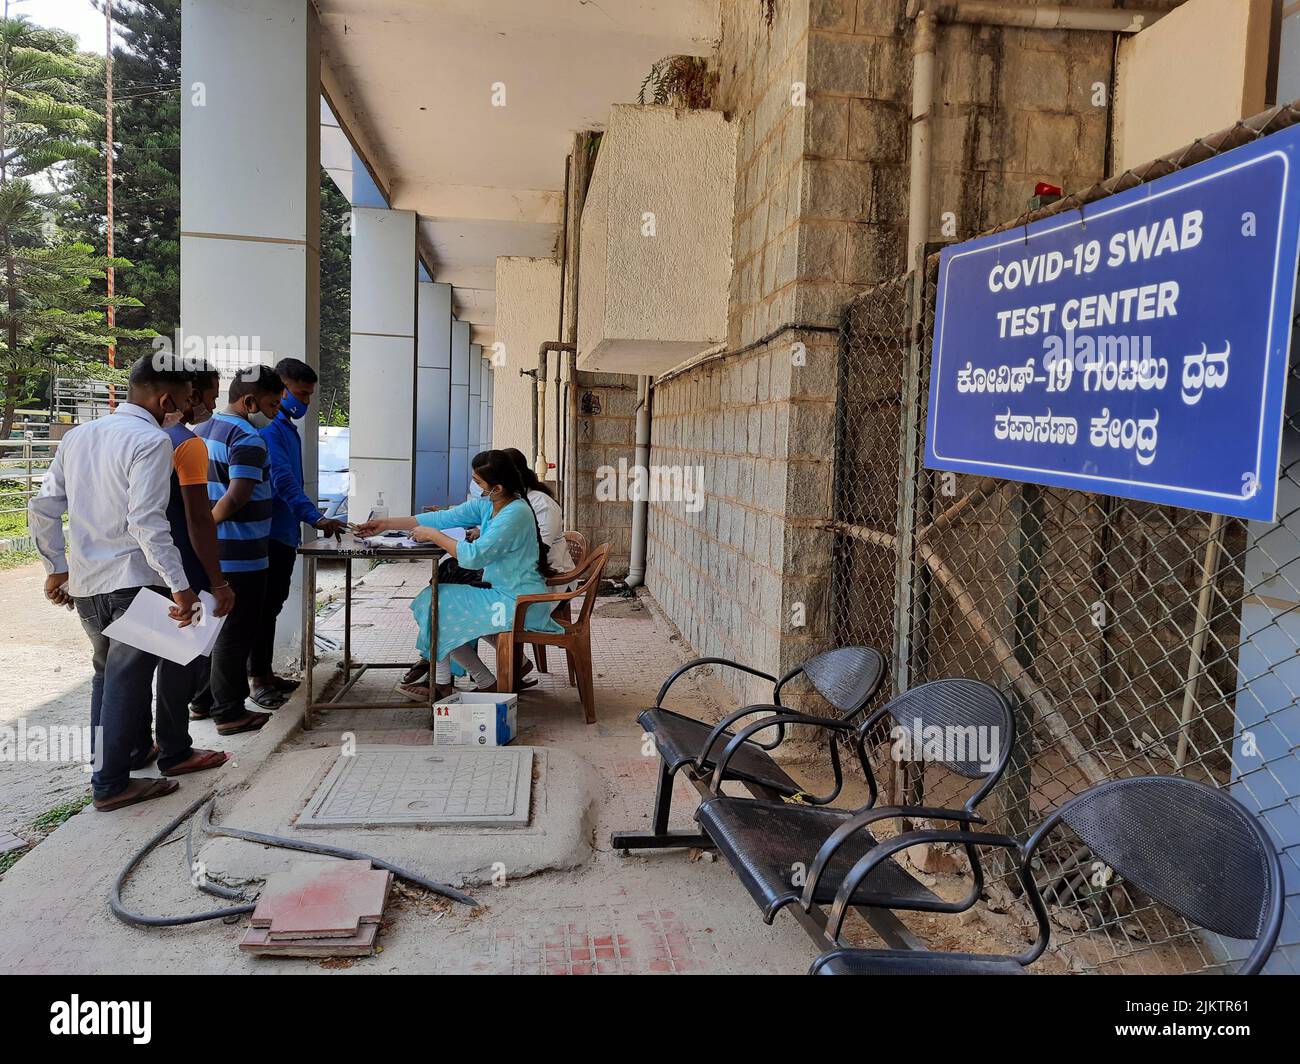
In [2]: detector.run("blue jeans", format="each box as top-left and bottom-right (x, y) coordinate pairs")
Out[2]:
(74, 587), (165, 801)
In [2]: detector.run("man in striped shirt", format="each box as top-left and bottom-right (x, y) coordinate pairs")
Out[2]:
(192, 365), (284, 734)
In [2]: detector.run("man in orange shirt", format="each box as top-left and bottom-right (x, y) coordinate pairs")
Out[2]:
(143, 362), (235, 777)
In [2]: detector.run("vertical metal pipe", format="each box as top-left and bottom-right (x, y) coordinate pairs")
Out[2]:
(1175, 512), (1225, 770)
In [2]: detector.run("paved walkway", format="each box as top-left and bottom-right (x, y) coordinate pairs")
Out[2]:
(0, 559), (1043, 974)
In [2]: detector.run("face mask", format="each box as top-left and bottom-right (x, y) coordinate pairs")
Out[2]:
(189, 400), (212, 426)
(468, 480), (485, 499)
(281, 392), (309, 420)
(163, 411), (184, 428)
(249, 410), (271, 429)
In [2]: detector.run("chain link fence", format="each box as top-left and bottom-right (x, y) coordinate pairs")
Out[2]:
(829, 103), (1300, 975)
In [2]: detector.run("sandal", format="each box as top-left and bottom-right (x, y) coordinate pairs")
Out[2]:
(270, 675), (301, 693)
(401, 660), (430, 685)
(94, 777), (179, 812)
(216, 711), (271, 736)
(190, 704), (212, 721)
(248, 688), (288, 710)
(129, 742), (160, 771)
(161, 749), (230, 777)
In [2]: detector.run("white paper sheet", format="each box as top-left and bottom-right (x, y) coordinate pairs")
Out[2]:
(102, 588), (225, 665)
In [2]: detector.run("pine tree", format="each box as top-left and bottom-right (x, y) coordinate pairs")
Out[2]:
(320, 167), (351, 423)
(56, 0), (179, 365)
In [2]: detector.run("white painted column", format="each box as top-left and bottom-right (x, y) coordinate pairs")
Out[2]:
(349, 207), (418, 516)
(180, 0), (319, 668)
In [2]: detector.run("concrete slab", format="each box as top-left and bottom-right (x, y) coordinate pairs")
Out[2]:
(195, 744), (602, 889)
(297, 746), (532, 828)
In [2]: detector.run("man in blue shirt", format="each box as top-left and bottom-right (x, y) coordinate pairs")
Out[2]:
(191, 365), (284, 734)
(247, 358), (345, 706)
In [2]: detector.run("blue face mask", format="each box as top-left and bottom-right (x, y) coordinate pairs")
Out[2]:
(280, 392), (309, 420)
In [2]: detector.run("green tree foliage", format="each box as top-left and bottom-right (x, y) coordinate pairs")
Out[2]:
(319, 167), (351, 423)
(57, 0), (178, 364)
(0, 10), (147, 439)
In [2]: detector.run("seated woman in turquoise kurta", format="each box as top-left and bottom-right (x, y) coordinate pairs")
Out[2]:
(354, 450), (562, 697)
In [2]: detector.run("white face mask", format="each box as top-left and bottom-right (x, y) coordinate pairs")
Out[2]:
(248, 411), (271, 429)
(468, 480), (485, 499)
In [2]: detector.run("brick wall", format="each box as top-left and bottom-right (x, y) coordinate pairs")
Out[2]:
(644, 1), (1178, 712)
(573, 371), (637, 578)
(647, 327), (838, 710)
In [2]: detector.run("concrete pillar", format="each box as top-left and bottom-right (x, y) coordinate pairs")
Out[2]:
(415, 281), (453, 509)
(449, 320), (472, 499)
(180, 0), (319, 667)
(349, 207), (417, 516)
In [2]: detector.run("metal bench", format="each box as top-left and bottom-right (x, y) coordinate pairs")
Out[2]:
(809, 775), (1284, 975)
(611, 647), (887, 853)
(696, 678), (1014, 949)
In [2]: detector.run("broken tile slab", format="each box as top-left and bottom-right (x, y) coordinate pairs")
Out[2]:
(240, 922), (378, 957)
(251, 860), (391, 940)
(0, 832), (28, 855)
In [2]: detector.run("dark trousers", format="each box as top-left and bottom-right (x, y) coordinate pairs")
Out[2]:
(247, 539), (296, 679)
(193, 568), (266, 724)
(74, 587), (164, 801)
(154, 655), (207, 771)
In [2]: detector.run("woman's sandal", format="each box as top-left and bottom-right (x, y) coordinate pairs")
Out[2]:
(93, 777), (179, 812)
(401, 660), (430, 685)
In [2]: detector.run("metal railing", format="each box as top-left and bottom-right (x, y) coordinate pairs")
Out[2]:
(828, 104), (1300, 975)
(0, 437), (59, 522)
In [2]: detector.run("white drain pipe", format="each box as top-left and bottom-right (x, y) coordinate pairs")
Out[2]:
(908, 10), (938, 272)
(626, 375), (652, 587)
(930, 1), (1166, 33)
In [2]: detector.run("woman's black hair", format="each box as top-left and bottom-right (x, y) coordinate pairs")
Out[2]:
(503, 446), (556, 500)
(472, 449), (556, 579)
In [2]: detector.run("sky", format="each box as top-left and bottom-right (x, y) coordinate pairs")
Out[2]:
(26, 0), (108, 53)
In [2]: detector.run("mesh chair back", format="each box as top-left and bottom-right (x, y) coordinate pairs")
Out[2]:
(882, 678), (1013, 781)
(1037, 776), (1278, 943)
(794, 646), (886, 719)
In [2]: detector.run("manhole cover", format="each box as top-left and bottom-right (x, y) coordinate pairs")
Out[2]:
(298, 746), (533, 827)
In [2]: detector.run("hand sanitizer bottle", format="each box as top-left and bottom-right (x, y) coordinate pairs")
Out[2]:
(372, 490), (388, 521)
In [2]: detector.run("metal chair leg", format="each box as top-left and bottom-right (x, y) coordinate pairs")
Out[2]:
(611, 759), (715, 852)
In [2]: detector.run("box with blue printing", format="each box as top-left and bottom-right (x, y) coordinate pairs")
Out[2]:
(432, 691), (518, 747)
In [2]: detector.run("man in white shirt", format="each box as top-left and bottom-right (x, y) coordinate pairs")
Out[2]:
(29, 358), (201, 812)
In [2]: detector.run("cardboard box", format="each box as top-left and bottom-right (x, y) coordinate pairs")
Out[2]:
(432, 691), (518, 747)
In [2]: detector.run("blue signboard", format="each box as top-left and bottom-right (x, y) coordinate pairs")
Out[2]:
(925, 124), (1300, 521)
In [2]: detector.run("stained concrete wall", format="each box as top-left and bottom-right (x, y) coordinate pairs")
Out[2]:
(1113, 0), (1272, 171)
(493, 256), (562, 474)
